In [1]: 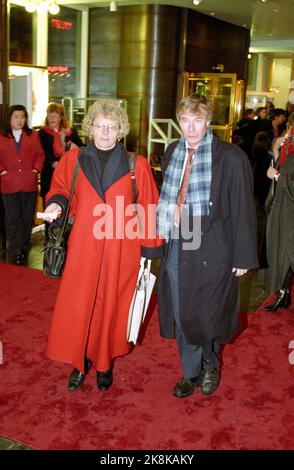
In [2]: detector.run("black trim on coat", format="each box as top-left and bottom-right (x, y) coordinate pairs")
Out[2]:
(141, 245), (164, 259)
(78, 140), (130, 202)
(45, 194), (69, 227)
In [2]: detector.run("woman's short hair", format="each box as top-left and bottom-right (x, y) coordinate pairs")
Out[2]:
(176, 93), (212, 122)
(45, 102), (69, 129)
(82, 99), (130, 140)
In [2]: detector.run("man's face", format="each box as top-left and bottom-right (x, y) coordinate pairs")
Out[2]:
(178, 110), (209, 147)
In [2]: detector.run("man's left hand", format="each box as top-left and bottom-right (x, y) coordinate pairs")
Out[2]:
(232, 267), (248, 277)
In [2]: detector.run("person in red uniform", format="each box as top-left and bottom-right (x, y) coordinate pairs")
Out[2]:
(39, 102), (83, 200)
(0, 105), (44, 264)
(44, 99), (163, 392)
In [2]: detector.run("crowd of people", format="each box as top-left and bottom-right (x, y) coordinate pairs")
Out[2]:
(0, 83), (293, 397)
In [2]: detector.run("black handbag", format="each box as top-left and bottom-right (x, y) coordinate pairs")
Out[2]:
(43, 161), (79, 278)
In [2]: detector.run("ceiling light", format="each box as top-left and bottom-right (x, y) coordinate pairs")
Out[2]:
(25, 1), (60, 15)
(110, 1), (117, 12)
(260, 0), (267, 3)
(193, 0), (202, 6)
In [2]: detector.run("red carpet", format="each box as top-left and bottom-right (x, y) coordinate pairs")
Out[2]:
(0, 263), (294, 450)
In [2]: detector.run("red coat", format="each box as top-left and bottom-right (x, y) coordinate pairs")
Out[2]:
(46, 142), (163, 372)
(0, 131), (44, 193)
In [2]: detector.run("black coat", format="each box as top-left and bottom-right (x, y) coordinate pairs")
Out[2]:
(157, 136), (258, 351)
(39, 127), (83, 197)
(266, 154), (294, 292)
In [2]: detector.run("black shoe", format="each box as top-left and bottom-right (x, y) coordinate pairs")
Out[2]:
(173, 375), (201, 398)
(97, 369), (113, 391)
(68, 358), (92, 392)
(200, 360), (220, 395)
(263, 289), (291, 312)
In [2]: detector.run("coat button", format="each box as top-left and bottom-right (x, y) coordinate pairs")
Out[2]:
(18, 169), (22, 172)
(209, 201), (213, 206)
(202, 260), (207, 266)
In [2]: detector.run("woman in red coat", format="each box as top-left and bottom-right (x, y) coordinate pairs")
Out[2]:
(44, 99), (163, 392)
(0, 105), (44, 264)
(38, 102), (83, 199)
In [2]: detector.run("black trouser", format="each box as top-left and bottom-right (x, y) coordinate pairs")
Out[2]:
(166, 238), (220, 379)
(1, 192), (37, 258)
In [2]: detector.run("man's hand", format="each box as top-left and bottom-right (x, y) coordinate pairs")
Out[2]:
(232, 267), (248, 277)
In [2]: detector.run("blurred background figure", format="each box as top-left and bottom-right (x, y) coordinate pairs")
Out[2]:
(0, 105), (44, 264)
(251, 131), (272, 268)
(232, 108), (254, 145)
(265, 101), (275, 116)
(39, 102), (83, 201)
(262, 108), (288, 141)
(236, 106), (268, 160)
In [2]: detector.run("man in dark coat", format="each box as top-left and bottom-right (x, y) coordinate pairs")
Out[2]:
(157, 94), (258, 398)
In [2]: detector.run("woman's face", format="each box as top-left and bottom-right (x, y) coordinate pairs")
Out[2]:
(48, 112), (62, 130)
(92, 114), (120, 150)
(10, 110), (26, 131)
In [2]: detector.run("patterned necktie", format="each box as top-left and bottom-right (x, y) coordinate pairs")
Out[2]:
(174, 147), (195, 227)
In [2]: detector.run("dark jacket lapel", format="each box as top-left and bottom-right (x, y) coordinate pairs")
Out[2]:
(78, 140), (129, 201)
(102, 142), (129, 193)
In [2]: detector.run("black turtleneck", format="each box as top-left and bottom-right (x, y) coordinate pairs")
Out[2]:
(95, 145), (116, 177)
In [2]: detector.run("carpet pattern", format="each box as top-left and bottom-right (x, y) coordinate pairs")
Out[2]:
(0, 263), (294, 450)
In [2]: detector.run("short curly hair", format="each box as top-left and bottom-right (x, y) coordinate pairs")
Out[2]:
(82, 99), (130, 140)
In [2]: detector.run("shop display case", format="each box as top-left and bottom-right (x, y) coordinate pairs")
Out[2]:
(9, 64), (49, 128)
(245, 91), (275, 110)
(182, 72), (245, 142)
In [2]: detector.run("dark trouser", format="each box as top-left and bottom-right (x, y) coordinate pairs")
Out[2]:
(1, 192), (37, 258)
(166, 238), (220, 379)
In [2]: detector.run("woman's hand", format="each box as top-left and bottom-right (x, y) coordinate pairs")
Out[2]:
(267, 166), (280, 180)
(43, 203), (62, 222)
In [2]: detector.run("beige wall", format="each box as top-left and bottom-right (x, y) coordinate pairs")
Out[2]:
(271, 59), (292, 108)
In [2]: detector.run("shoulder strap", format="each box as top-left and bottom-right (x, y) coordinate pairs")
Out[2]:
(128, 152), (138, 204)
(58, 159), (79, 242)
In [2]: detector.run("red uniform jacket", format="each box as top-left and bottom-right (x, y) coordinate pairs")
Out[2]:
(46, 142), (163, 373)
(0, 131), (44, 193)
